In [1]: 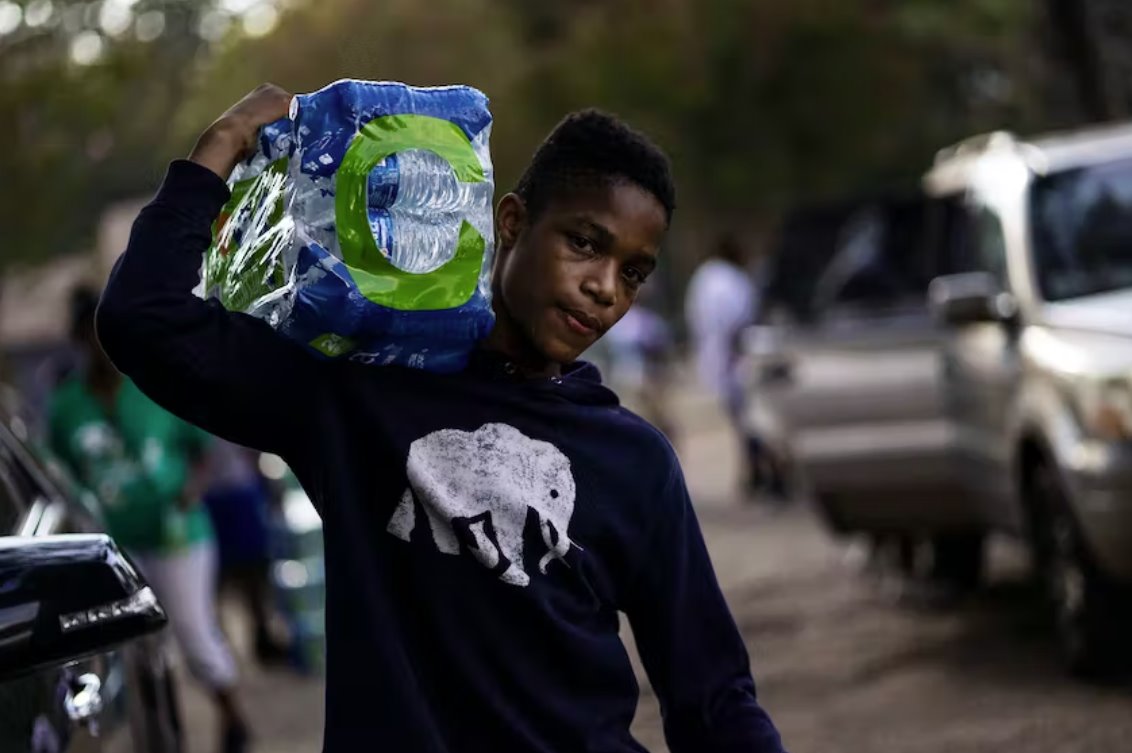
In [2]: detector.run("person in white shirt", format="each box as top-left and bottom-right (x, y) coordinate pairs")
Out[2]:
(685, 235), (777, 499)
(604, 299), (676, 440)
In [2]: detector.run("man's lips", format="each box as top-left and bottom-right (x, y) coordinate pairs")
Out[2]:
(560, 307), (603, 337)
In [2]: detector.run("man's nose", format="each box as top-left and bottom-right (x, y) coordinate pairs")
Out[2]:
(581, 261), (618, 306)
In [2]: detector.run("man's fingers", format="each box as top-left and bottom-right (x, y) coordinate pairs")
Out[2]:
(191, 82), (294, 179)
(232, 82), (293, 126)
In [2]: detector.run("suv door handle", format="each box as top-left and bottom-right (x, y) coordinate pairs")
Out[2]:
(65, 672), (103, 731)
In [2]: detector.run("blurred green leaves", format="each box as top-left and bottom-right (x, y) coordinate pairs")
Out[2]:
(0, 0), (283, 269)
(0, 0), (1087, 270)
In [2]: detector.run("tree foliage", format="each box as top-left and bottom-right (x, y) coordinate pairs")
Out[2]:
(0, 0), (1113, 272)
(0, 0), (264, 269)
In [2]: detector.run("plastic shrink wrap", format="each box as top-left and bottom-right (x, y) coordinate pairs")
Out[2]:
(200, 79), (496, 373)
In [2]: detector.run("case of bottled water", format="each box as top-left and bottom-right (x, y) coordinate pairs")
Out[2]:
(201, 79), (496, 373)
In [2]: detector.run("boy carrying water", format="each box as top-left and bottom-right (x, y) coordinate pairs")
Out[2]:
(98, 84), (786, 753)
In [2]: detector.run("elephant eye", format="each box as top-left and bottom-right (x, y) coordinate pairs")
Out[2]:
(550, 489), (559, 499)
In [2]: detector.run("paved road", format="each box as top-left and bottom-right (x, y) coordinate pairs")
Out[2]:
(177, 388), (1132, 753)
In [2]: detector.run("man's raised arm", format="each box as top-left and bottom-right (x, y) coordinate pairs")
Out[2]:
(97, 84), (321, 457)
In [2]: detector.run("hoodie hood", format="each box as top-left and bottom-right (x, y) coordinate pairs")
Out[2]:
(463, 349), (621, 407)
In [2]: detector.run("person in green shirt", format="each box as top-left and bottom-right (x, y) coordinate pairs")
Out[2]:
(48, 287), (252, 753)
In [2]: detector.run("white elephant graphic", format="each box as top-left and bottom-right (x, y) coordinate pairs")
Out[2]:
(386, 423), (577, 587)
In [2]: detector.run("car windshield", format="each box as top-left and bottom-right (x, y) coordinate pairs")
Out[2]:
(1031, 157), (1132, 301)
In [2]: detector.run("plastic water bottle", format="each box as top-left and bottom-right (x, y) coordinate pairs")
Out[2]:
(203, 79), (497, 373)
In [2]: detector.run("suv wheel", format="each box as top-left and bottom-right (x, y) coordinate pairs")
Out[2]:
(1029, 460), (1125, 678)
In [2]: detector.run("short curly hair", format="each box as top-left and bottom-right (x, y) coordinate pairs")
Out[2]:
(513, 109), (676, 225)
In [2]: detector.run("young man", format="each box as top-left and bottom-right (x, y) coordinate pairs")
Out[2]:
(98, 84), (786, 753)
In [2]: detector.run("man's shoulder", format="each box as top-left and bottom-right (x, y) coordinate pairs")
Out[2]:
(607, 405), (679, 467)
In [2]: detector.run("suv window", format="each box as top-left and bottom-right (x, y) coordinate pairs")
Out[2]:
(764, 193), (929, 323)
(805, 199), (931, 318)
(972, 206), (1009, 287)
(926, 193), (973, 275)
(1031, 157), (1132, 300)
(764, 201), (862, 323)
(925, 192), (1008, 285)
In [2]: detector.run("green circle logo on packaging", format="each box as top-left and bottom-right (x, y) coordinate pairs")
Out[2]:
(335, 114), (487, 311)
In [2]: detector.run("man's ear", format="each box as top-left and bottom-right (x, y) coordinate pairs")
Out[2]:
(494, 193), (527, 262)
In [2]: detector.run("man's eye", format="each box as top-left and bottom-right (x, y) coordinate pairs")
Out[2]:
(622, 267), (647, 287)
(567, 233), (594, 254)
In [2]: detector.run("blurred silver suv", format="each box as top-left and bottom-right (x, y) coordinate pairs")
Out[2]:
(756, 123), (1132, 675)
(927, 125), (1132, 675)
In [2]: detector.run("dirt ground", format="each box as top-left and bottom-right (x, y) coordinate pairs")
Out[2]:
(177, 387), (1132, 753)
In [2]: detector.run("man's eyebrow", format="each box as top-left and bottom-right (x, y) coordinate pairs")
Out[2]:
(568, 217), (616, 246)
(566, 216), (657, 269)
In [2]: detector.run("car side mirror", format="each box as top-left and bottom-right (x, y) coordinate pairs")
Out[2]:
(0, 535), (166, 681)
(928, 273), (1017, 326)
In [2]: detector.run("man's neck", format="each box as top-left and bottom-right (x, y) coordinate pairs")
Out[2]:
(479, 308), (561, 379)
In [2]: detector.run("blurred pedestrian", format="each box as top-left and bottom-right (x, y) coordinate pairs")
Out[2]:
(48, 287), (252, 753)
(202, 438), (291, 665)
(685, 234), (784, 501)
(604, 296), (677, 440)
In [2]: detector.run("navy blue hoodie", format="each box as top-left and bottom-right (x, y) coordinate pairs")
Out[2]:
(96, 160), (786, 753)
